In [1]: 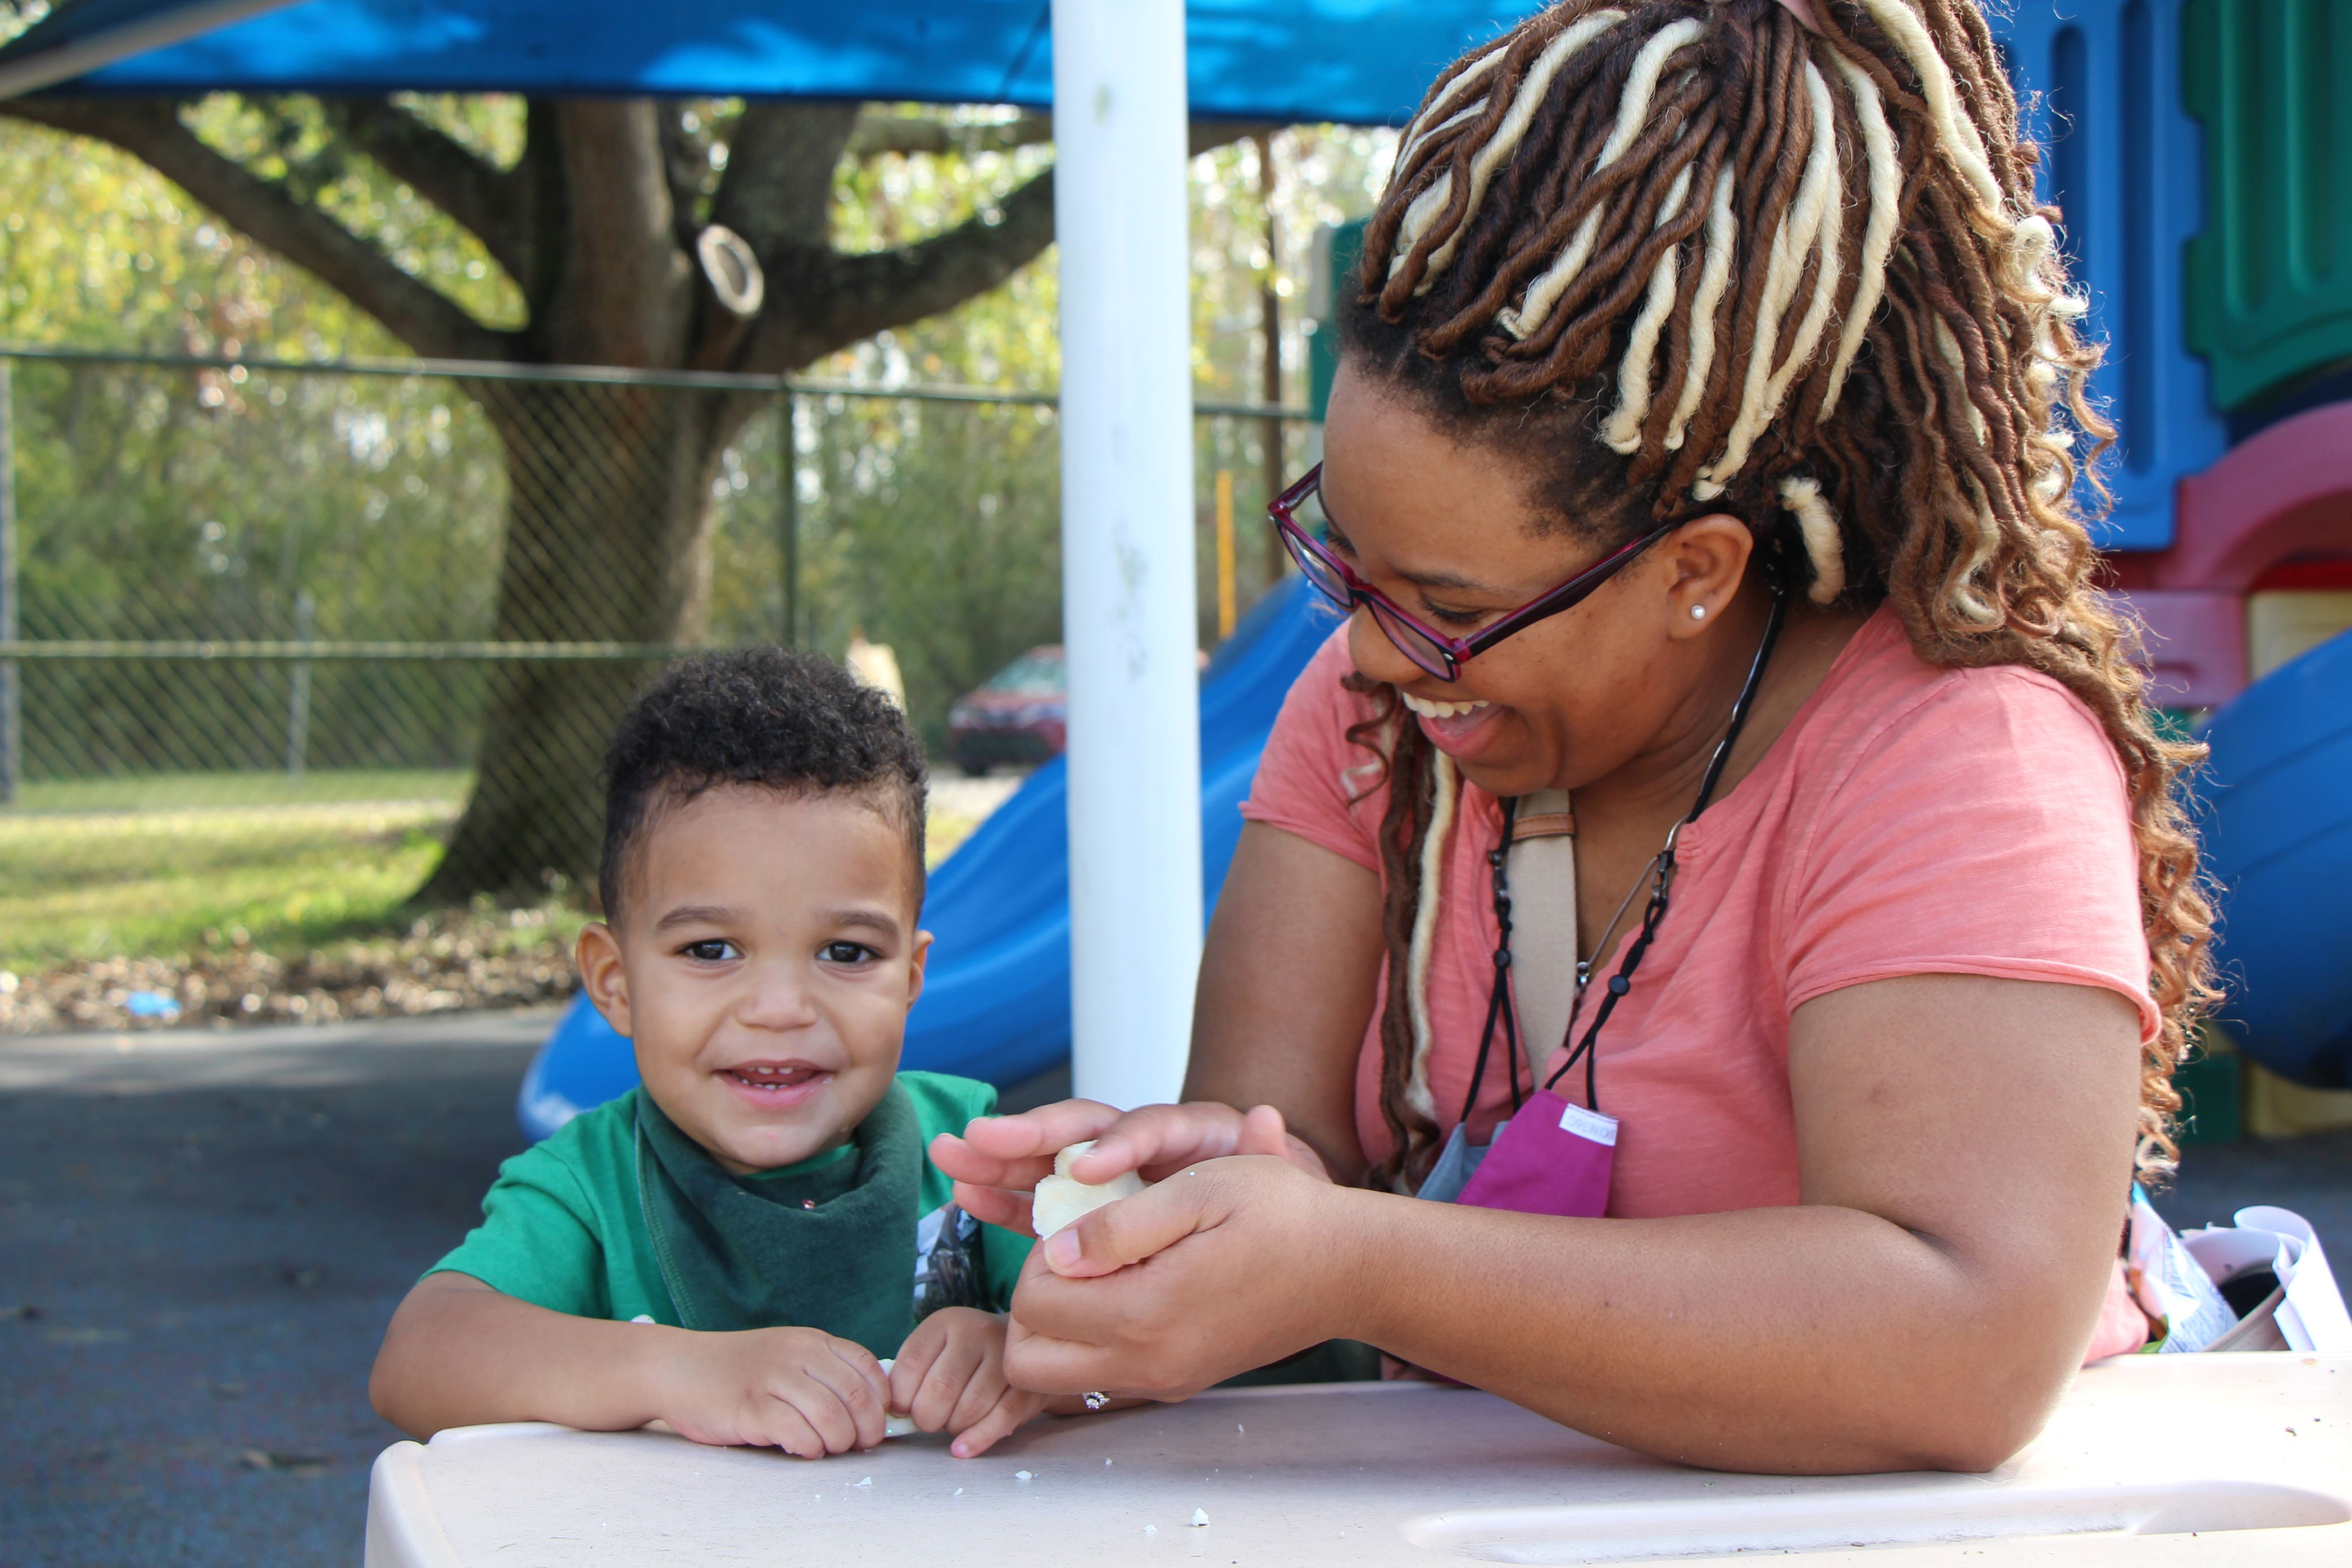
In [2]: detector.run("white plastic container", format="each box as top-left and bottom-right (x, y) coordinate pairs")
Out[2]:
(366, 1354), (2352, 1567)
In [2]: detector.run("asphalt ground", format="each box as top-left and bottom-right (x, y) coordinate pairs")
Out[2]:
(1, 1015), (2344, 1568)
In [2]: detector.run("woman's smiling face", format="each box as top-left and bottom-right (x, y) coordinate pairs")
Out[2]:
(1317, 361), (1753, 801)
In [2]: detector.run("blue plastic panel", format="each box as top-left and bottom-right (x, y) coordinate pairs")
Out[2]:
(2193, 624), (2352, 1086)
(1992, 1), (2224, 550)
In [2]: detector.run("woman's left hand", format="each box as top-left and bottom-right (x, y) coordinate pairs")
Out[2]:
(1001, 1153), (1355, 1400)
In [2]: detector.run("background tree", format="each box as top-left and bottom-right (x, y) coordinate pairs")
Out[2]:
(1, 87), (1095, 899)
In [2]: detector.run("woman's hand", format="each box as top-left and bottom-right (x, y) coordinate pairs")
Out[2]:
(888, 1307), (1043, 1458)
(1001, 1154), (1355, 1400)
(932, 1099), (1331, 1236)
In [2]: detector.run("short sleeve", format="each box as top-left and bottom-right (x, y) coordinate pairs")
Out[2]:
(429, 1141), (613, 1318)
(1781, 669), (2158, 1041)
(1238, 627), (1388, 870)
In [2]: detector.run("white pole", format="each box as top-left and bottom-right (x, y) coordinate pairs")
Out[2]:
(1053, 0), (1202, 1111)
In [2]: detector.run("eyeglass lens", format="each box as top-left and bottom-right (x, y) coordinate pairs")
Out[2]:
(1278, 479), (1457, 680)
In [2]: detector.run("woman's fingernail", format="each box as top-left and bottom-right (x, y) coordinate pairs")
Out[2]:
(1045, 1229), (1082, 1272)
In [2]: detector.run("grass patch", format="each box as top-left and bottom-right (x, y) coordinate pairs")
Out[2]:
(1, 767), (1013, 970)
(10, 769), (470, 814)
(0, 797), (465, 967)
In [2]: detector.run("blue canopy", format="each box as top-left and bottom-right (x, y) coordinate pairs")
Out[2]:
(0, 0), (1544, 124)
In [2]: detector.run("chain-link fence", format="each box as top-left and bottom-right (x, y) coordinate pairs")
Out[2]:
(0, 347), (1307, 973)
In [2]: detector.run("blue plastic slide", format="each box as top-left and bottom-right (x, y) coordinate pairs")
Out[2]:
(517, 579), (1343, 1140)
(2195, 625), (2352, 1088)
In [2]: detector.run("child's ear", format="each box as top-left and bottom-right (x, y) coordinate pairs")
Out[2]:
(576, 922), (633, 1039)
(903, 928), (934, 1013)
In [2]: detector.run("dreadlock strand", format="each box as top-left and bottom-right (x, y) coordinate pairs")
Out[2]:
(1421, 10), (1632, 283)
(1600, 160), (1699, 452)
(1818, 49), (1900, 415)
(1501, 15), (1708, 339)
(1694, 54), (1840, 498)
(1402, 752), (1462, 1127)
(1852, 0), (2005, 230)
(1659, 180), (1740, 458)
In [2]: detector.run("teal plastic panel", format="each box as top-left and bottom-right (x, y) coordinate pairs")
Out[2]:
(2182, 0), (2352, 412)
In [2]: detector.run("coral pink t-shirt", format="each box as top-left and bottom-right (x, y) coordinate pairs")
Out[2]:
(1240, 606), (2157, 1219)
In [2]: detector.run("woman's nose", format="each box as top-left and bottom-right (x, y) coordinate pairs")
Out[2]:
(1347, 603), (1429, 688)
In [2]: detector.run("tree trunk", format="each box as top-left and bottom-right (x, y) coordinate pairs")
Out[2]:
(417, 379), (741, 903)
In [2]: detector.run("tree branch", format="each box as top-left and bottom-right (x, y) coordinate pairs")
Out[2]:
(846, 109), (1054, 161)
(4, 96), (510, 360)
(742, 116), (1267, 372)
(537, 100), (691, 366)
(749, 165), (1058, 371)
(318, 98), (533, 287)
(709, 100), (860, 263)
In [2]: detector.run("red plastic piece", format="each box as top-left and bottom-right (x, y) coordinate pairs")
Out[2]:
(2104, 401), (2352, 707)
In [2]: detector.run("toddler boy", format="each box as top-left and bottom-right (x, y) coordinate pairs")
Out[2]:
(370, 648), (1039, 1458)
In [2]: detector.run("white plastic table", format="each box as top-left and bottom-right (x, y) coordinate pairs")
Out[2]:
(366, 1353), (2351, 1566)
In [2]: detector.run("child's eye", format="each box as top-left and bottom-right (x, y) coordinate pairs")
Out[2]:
(818, 941), (877, 966)
(679, 938), (740, 963)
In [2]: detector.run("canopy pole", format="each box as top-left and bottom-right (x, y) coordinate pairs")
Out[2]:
(1054, 0), (1202, 1110)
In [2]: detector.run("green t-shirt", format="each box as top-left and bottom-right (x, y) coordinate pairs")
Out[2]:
(431, 1071), (1031, 1330)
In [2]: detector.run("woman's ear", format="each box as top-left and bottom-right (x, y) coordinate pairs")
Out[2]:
(1659, 513), (1755, 640)
(576, 922), (633, 1040)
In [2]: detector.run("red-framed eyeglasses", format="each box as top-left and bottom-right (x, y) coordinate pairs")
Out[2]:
(1268, 464), (1679, 682)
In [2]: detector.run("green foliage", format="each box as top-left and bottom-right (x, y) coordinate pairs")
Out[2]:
(0, 107), (1399, 786)
(0, 793), (460, 965)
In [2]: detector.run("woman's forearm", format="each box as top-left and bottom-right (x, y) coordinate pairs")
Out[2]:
(1324, 1191), (2096, 1474)
(370, 1273), (677, 1439)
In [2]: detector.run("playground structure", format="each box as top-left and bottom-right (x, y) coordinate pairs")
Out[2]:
(522, 0), (2352, 1138)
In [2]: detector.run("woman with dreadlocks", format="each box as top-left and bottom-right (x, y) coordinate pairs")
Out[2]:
(938, 0), (2211, 1471)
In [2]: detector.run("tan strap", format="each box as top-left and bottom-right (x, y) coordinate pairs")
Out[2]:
(1506, 789), (1579, 1082)
(1511, 809), (1576, 841)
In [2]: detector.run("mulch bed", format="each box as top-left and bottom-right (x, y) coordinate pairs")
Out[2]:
(0, 907), (579, 1034)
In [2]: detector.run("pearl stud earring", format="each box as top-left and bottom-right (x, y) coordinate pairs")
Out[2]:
(1690, 604), (1707, 620)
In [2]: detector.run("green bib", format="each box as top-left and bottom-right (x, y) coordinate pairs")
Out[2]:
(633, 1082), (921, 1357)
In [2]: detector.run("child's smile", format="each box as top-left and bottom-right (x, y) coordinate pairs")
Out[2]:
(715, 1057), (833, 1109)
(575, 784), (931, 1175)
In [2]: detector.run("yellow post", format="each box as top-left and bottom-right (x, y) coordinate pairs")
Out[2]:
(1214, 468), (1237, 639)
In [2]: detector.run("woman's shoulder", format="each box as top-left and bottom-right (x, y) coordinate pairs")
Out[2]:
(1240, 625), (1397, 867)
(1799, 606), (2124, 793)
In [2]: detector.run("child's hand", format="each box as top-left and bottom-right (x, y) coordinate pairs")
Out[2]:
(658, 1325), (893, 1458)
(889, 1307), (1043, 1457)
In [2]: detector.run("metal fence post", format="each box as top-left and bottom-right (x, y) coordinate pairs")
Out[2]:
(778, 390), (799, 649)
(0, 358), (19, 807)
(285, 588), (314, 783)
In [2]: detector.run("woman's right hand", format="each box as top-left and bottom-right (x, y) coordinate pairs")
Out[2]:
(930, 1099), (1332, 1236)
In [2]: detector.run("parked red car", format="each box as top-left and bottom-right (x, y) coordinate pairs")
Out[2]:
(947, 646), (1067, 774)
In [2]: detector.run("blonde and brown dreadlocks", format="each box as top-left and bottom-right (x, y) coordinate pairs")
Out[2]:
(1340, 0), (2214, 1192)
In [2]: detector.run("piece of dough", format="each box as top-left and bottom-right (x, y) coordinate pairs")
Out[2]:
(874, 1359), (917, 1437)
(1031, 1140), (1147, 1238)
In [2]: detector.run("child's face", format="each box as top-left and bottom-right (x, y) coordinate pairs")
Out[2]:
(576, 784), (929, 1174)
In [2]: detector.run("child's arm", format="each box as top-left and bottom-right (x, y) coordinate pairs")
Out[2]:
(886, 1306), (1046, 1457)
(370, 1271), (893, 1458)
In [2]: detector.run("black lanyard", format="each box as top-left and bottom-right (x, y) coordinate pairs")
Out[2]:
(1459, 588), (1787, 1124)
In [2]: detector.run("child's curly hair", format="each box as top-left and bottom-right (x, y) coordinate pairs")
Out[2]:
(598, 647), (927, 919)
(1344, 0), (2215, 1191)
